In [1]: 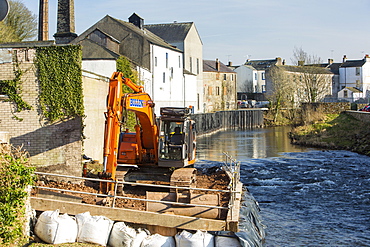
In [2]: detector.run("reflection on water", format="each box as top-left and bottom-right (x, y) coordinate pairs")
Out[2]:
(196, 126), (312, 161)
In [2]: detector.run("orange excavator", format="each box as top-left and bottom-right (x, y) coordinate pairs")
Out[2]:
(101, 72), (197, 193)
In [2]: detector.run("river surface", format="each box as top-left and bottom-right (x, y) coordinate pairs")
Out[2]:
(196, 127), (370, 246)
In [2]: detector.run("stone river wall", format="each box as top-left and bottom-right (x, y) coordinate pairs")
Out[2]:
(192, 109), (264, 136)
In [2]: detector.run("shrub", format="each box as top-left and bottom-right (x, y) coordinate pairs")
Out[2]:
(0, 144), (35, 245)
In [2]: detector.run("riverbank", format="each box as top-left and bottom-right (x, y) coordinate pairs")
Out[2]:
(289, 112), (370, 156)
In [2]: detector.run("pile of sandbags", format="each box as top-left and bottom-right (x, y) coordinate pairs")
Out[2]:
(34, 210), (243, 247)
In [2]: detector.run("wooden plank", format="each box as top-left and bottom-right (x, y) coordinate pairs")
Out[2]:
(146, 192), (220, 219)
(226, 181), (243, 232)
(30, 197), (226, 231)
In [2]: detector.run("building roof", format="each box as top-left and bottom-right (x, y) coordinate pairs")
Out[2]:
(341, 59), (366, 68)
(244, 58), (282, 70)
(144, 22), (194, 44)
(341, 87), (362, 93)
(278, 65), (333, 74)
(72, 15), (181, 53)
(203, 59), (235, 73)
(79, 39), (120, 60)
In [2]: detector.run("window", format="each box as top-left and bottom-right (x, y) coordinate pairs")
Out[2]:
(179, 56), (181, 68)
(197, 58), (199, 74)
(170, 67), (173, 78)
(216, 86), (220, 96)
(344, 90), (348, 98)
(254, 73), (257, 80)
(216, 73), (219, 80)
(163, 72), (166, 83)
(155, 57), (157, 67)
(356, 67), (360, 76)
(189, 57), (192, 73)
(262, 72), (265, 80)
(223, 74), (227, 80)
(166, 53), (168, 68)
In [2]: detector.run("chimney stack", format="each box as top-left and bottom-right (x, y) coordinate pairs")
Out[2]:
(328, 58), (333, 65)
(228, 61), (232, 67)
(54, 0), (77, 44)
(38, 0), (48, 41)
(276, 57), (282, 65)
(216, 58), (220, 71)
(365, 54), (370, 62)
(129, 13), (144, 29)
(342, 55), (347, 63)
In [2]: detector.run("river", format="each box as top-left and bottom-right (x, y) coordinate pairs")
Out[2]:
(196, 126), (370, 246)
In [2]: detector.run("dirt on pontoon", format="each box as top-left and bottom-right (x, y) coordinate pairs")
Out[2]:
(32, 168), (231, 214)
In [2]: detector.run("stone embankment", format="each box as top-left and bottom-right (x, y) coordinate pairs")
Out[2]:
(193, 109), (264, 136)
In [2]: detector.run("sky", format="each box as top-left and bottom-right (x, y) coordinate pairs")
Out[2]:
(20, 0), (370, 65)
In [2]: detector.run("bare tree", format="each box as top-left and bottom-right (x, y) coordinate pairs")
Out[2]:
(290, 47), (330, 102)
(298, 66), (332, 103)
(0, 22), (18, 43)
(291, 46), (322, 65)
(1, 0), (37, 42)
(266, 66), (295, 122)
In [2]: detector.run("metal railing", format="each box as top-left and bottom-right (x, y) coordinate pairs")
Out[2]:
(33, 171), (237, 211)
(222, 152), (241, 210)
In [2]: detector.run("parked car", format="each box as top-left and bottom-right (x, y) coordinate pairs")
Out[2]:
(238, 100), (248, 108)
(255, 101), (269, 108)
(359, 105), (370, 112)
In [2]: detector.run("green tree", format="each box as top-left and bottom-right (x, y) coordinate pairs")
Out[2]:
(1, 0), (37, 42)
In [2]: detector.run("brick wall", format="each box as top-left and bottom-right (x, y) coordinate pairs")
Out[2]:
(0, 47), (82, 177)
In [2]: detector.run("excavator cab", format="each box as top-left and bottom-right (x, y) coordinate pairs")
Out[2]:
(158, 107), (196, 167)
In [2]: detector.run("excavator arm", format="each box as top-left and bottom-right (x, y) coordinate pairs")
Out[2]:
(102, 72), (158, 190)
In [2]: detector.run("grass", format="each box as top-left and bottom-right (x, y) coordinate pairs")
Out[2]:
(290, 112), (370, 156)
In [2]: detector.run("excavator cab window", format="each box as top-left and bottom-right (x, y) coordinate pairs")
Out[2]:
(159, 120), (186, 161)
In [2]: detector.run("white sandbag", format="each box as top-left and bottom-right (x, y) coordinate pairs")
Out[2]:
(141, 233), (176, 247)
(215, 236), (241, 247)
(131, 228), (149, 247)
(108, 222), (137, 247)
(34, 209), (77, 244)
(175, 230), (214, 247)
(76, 211), (114, 246)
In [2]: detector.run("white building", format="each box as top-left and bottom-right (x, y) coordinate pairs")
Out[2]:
(339, 55), (370, 101)
(145, 22), (203, 113)
(234, 57), (283, 96)
(72, 14), (197, 115)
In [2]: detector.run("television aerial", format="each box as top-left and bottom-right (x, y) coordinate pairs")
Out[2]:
(0, 0), (9, 22)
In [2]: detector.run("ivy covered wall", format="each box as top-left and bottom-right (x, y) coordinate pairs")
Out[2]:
(0, 45), (83, 176)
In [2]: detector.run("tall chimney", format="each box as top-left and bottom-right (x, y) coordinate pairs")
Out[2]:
(342, 55), (347, 63)
(328, 58), (333, 64)
(54, 0), (77, 44)
(38, 0), (48, 41)
(216, 58), (220, 71)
